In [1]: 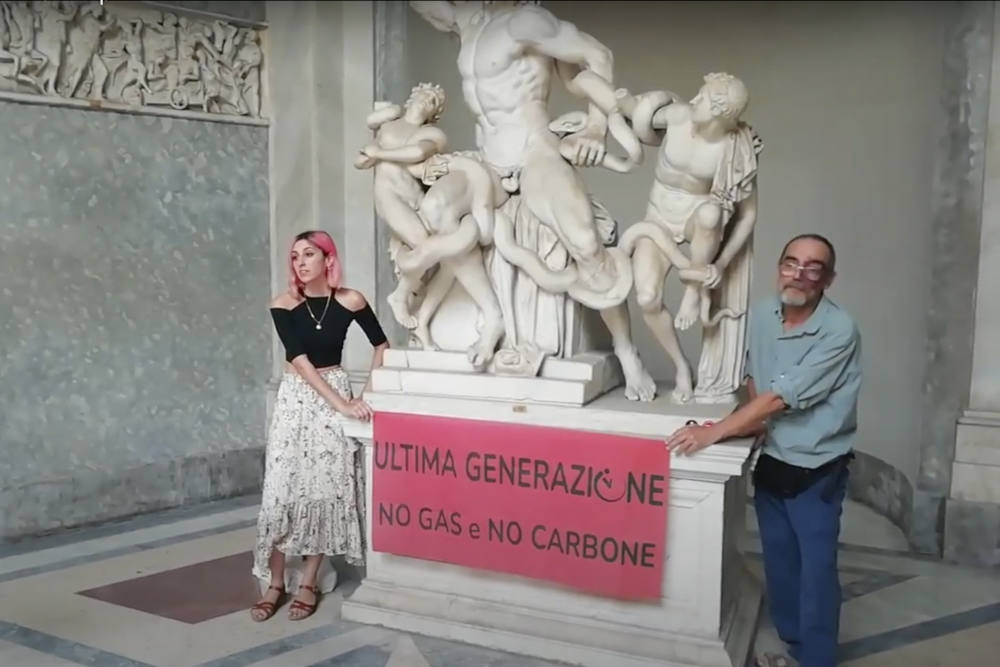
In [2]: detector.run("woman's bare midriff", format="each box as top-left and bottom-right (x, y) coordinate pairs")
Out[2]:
(285, 363), (342, 374)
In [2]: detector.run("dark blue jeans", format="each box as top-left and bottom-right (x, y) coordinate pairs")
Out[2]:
(754, 465), (847, 667)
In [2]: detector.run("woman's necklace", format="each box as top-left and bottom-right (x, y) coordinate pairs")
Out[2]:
(304, 290), (332, 330)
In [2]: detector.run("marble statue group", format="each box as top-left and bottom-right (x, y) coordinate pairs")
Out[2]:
(355, 0), (763, 405)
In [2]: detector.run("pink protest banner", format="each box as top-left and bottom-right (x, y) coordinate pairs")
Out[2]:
(372, 411), (669, 600)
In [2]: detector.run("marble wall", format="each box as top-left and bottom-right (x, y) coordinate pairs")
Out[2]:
(0, 101), (270, 539)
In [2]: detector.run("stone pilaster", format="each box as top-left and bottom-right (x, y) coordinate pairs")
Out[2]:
(266, 0), (377, 403)
(944, 1), (1000, 567)
(910, 0), (994, 557)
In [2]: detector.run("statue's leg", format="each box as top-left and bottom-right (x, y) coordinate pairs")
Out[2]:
(386, 235), (418, 330)
(633, 237), (694, 403)
(446, 249), (505, 370)
(676, 203), (723, 331)
(387, 276), (418, 330)
(412, 267), (454, 351)
(386, 284), (417, 329)
(452, 156), (503, 244)
(395, 217), (479, 275)
(398, 183), (479, 275)
(490, 209), (519, 349)
(47, 63), (62, 96)
(376, 193), (430, 328)
(600, 303), (656, 402)
(0, 47), (18, 75)
(520, 143), (611, 292)
(376, 193), (429, 248)
(29, 49), (49, 86)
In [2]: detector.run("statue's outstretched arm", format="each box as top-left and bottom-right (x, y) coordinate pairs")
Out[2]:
(554, 63), (620, 116)
(366, 102), (403, 130)
(409, 1), (456, 32)
(366, 127), (448, 165)
(508, 6), (613, 131)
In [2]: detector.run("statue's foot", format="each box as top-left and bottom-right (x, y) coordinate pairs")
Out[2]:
(467, 320), (504, 370)
(618, 347), (656, 402)
(413, 323), (437, 350)
(670, 366), (694, 403)
(387, 290), (417, 329)
(674, 287), (701, 331)
(467, 344), (491, 370)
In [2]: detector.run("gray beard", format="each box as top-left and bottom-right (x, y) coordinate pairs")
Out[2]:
(780, 289), (808, 307)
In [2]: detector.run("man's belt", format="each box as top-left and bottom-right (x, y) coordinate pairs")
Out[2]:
(753, 451), (854, 501)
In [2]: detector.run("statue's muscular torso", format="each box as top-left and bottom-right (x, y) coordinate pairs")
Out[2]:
(654, 105), (727, 197)
(457, 7), (558, 170)
(373, 119), (436, 209)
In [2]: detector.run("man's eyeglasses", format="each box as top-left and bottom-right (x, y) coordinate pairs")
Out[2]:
(778, 259), (827, 282)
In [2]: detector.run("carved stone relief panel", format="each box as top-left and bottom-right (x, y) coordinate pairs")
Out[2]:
(0, 0), (264, 118)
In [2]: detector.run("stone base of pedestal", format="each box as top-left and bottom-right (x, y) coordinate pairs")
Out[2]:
(343, 570), (761, 667)
(341, 384), (760, 667)
(945, 411), (1000, 566)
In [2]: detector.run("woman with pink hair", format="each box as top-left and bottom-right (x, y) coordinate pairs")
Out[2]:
(250, 230), (389, 622)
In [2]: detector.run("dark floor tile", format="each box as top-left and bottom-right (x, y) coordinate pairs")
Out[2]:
(77, 551), (260, 624)
(412, 634), (565, 667)
(306, 645), (389, 667)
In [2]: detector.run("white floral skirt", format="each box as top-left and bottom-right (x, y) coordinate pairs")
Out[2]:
(252, 368), (366, 594)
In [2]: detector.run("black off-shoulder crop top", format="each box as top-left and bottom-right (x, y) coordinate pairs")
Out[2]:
(270, 293), (387, 368)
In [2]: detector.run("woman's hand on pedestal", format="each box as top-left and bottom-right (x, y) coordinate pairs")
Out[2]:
(342, 397), (373, 422)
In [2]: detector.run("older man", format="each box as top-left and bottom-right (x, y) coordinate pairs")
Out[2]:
(666, 234), (862, 667)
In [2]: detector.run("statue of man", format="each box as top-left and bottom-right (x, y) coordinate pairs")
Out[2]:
(620, 73), (762, 402)
(410, 0), (655, 401)
(355, 82), (450, 330)
(410, 1), (644, 298)
(357, 83), (506, 368)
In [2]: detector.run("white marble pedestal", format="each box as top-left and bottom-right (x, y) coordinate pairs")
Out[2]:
(341, 370), (761, 667)
(372, 348), (625, 406)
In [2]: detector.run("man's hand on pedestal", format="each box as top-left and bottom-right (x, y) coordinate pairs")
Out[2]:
(665, 423), (721, 456)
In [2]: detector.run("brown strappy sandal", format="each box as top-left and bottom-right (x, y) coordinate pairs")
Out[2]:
(249, 585), (286, 622)
(288, 584), (320, 621)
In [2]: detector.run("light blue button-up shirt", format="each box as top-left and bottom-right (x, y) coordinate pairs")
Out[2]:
(745, 294), (862, 469)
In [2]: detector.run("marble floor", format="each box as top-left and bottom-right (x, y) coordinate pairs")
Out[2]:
(1, 496), (997, 667)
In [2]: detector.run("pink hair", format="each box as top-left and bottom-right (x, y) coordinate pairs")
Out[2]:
(288, 230), (343, 294)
